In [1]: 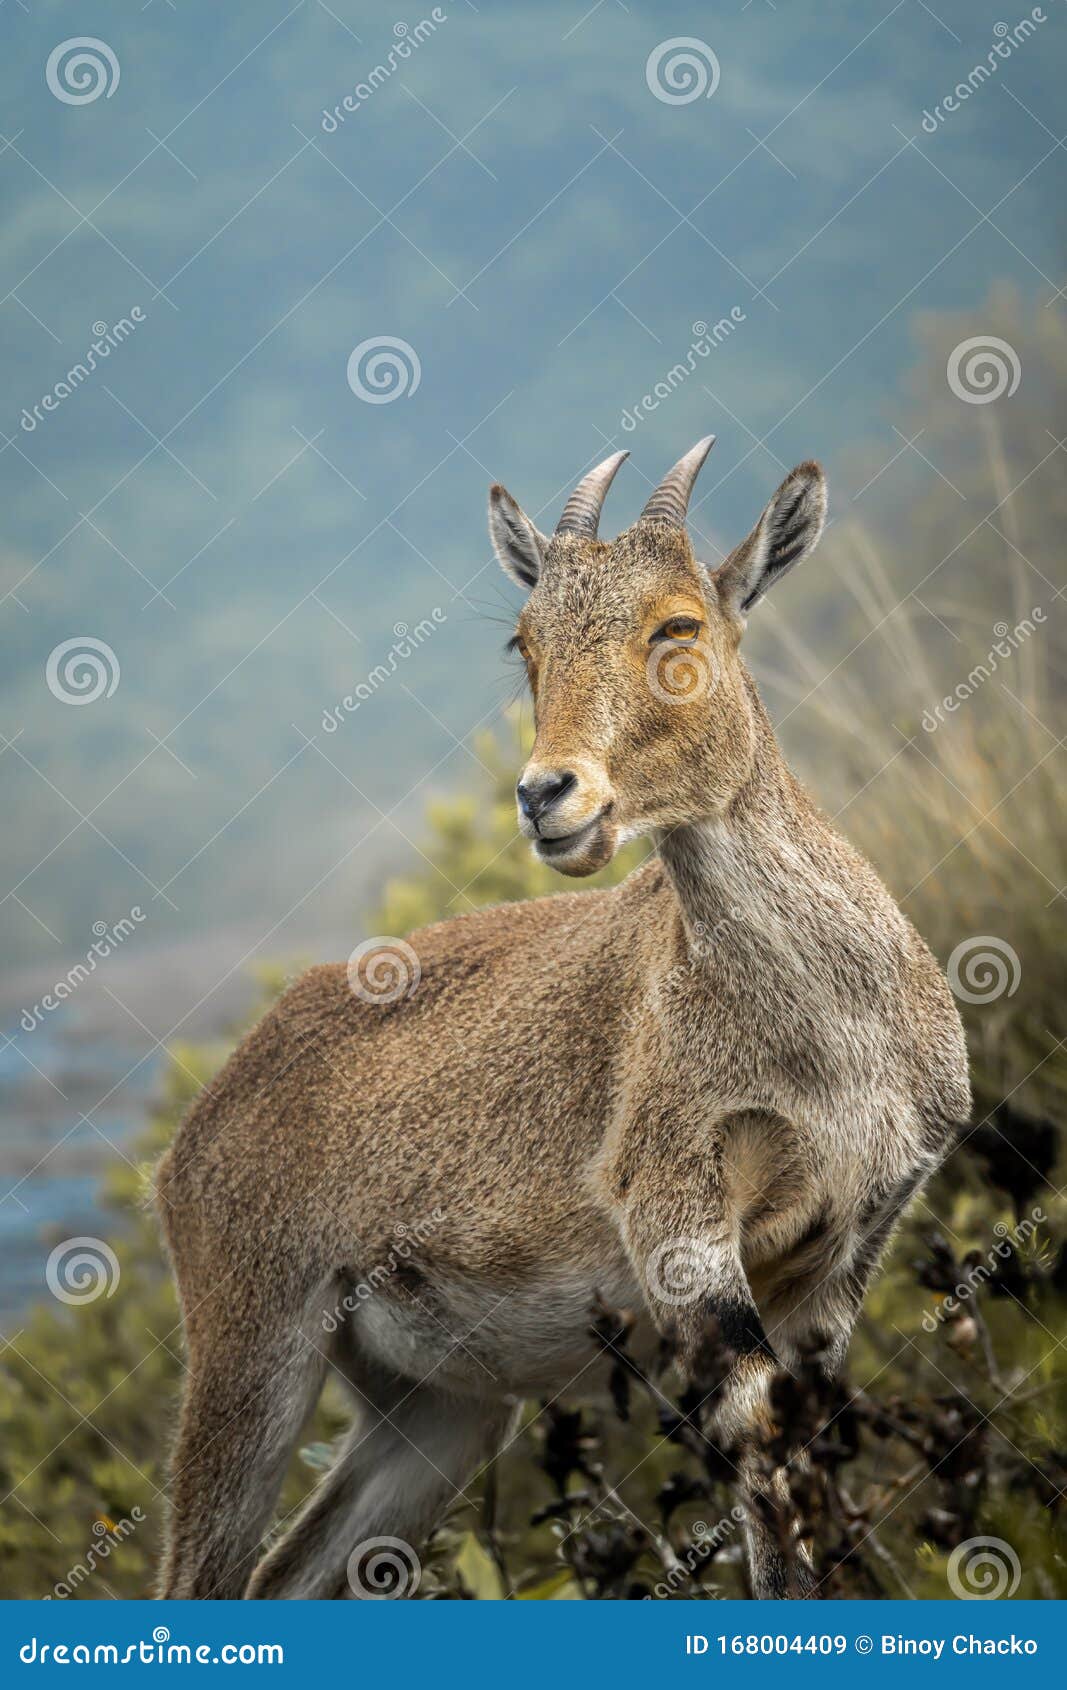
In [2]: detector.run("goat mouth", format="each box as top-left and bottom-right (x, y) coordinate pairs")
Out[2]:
(534, 811), (607, 858)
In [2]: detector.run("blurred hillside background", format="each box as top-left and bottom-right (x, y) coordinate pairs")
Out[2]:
(1, 0), (1064, 1598)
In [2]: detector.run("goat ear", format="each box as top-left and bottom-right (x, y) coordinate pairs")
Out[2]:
(713, 461), (827, 618)
(488, 484), (547, 590)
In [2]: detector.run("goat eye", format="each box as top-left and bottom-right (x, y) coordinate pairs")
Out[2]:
(653, 617), (701, 643)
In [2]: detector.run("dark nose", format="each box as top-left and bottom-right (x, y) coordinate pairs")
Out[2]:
(516, 770), (576, 823)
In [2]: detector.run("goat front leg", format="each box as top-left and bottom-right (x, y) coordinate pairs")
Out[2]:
(603, 1116), (814, 1598)
(603, 1103), (772, 1382)
(623, 1169), (772, 1385)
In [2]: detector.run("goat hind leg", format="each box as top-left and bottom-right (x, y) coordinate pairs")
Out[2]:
(248, 1361), (516, 1599)
(159, 1288), (328, 1599)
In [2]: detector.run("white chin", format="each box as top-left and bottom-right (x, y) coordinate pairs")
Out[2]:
(533, 819), (597, 863)
(532, 814), (613, 877)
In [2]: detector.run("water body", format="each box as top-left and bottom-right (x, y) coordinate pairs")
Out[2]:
(0, 1010), (163, 1324)
(0, 923), (337, 1326)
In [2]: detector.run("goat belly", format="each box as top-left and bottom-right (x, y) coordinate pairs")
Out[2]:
(351, 1263), (651, 1396)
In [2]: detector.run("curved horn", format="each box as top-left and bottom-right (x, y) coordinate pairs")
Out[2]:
(639, 435), (716, 526)
(555, 450), (629, 537)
